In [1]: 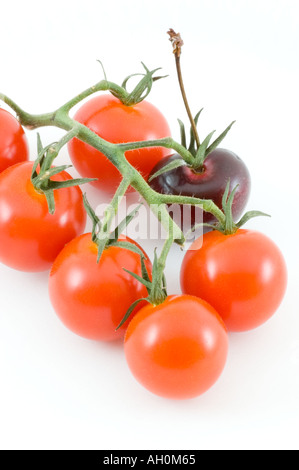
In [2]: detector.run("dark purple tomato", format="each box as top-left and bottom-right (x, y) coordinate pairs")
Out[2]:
(148, 148), (251, 229)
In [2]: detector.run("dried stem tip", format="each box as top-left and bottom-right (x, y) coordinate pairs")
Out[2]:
(168, 29), (184, 57)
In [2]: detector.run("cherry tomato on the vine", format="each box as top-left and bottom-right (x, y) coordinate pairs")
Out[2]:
(49, 233), (152, 342)
(67, 94), (171, 194)
(0, 108), (29, 173)
(124, 295), (229, 400)
(0, 161), (87, 272)
(180, 229), (288, 332)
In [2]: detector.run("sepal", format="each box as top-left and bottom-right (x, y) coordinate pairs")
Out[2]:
(111, 63), (167, 106)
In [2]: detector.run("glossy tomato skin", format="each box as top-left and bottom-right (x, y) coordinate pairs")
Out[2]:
(49, 233), (152, 342)
(124, 295), (228, 400)
(149, 149), (251, 226)
(0, 109), (29, 173)
(67, 94), (171, 194)
(180, 230), (288, 332)
(0, 161), (86, 272)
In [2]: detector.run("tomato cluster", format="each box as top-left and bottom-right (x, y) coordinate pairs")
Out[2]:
(0, 68), (287, 402)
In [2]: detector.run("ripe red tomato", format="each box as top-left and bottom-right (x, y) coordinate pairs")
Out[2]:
(0, 161), (86, 272)
(180, 230), (288, 332)
(0, 108), (29, 172)
(67, 94), (171, 194)
(124, 295), (229, 400)
(49, 233), (152, 341)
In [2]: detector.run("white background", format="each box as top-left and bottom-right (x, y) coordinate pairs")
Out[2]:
(1, 0), (299, 451)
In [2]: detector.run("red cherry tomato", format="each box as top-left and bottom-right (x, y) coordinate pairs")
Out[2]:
(67, 94), (171, 194)
(124, 295), (229, 400)
(180, 229), (288, 332)
(0, 108), (29, 172)
(0, 161), (86, 272)
(49, 233), (152, 342)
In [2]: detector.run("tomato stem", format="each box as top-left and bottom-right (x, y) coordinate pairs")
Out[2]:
(0, 79), (227, 246)
(95, 177), (132, 261)
(168, 29), (201, 150)
(60, 80), (127, 113)
(118, 137), (194, 166)
(0, 93), (55, 129)
(149, 236), (173, 305)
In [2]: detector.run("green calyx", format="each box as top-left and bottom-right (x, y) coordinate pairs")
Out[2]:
(83, 194), (146, 262)
(116, 248), (168, 330)
(31, 134), (96, 214)
(179, 111), (236, 170)
(198, 180), (271, 236)
(149, 113), (236, 183)
(110, 62), (168, 106)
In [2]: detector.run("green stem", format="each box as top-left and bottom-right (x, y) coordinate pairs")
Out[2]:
(95, 177), (132, 260)
(118, 137), (194, 166)
(100, 177), (131, 236)
(0, 93), (54, 129)
(44, 127), (81, 169)
(158, 193), (226, 226)
(0, 87), (226, 249)
(149, 235), (174, 305)
(60, 80), (128, 113)
(55, 126), (80, 152)
(0, 94), (29, 118)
